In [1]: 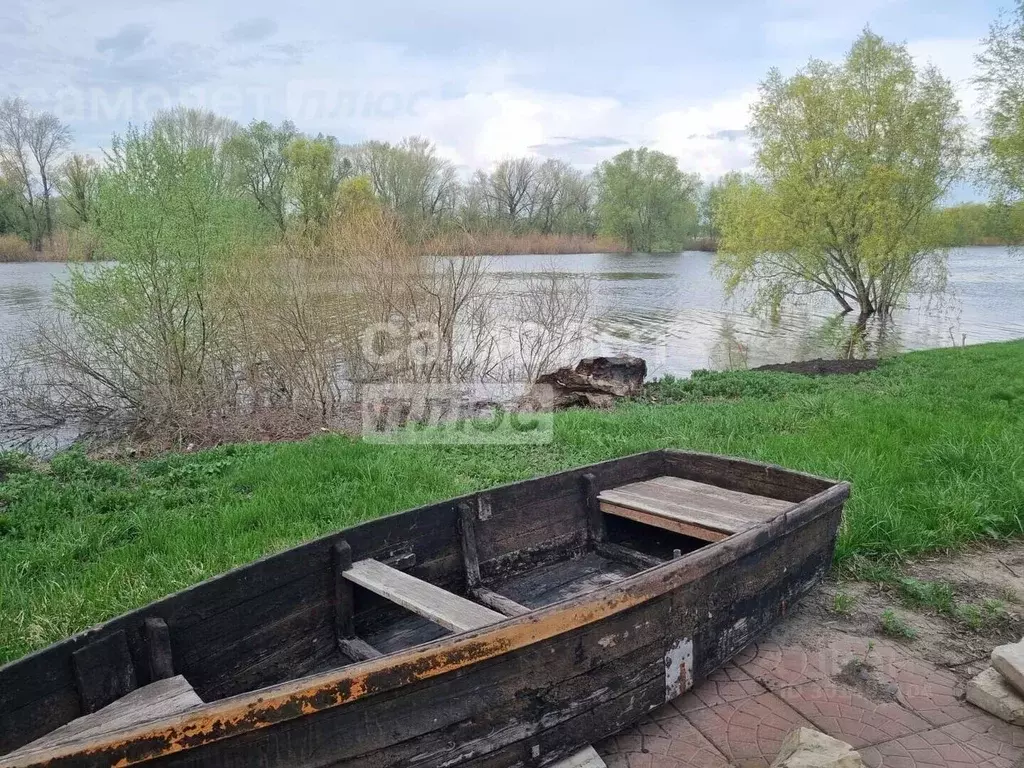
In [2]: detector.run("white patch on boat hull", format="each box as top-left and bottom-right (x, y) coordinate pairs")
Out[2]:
(664, 637), (693, 701)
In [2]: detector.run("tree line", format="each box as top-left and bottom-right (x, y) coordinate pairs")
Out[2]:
(0, 101), (711, 259)
(935, 202), (1024, 246)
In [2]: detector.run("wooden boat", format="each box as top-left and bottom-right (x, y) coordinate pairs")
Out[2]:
(0, 450), (850, 768)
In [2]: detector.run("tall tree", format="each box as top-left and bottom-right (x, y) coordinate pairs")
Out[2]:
(151, 107), (238, 191)
(224, 120), (297, 234)
(485, 157), (539, 230)
(285, 134), (349, 234)
(56, 154), (100, 227)
(357, 137), (458, 226)
(697, 172), (744, 241)
(530, 159), (594, 234)
(595, 148), (700, 252)
(976, 1), (1024, 205)
(28, 112), (71, 244)
(716, 30), (967, 320)
(0, 98), (71, 249)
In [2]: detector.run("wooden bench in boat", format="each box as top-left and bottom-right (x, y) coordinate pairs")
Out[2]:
(598, 475), (794, 542)
(343, 558), (505, 632)
(6, 676), (201, 760)
(340, 559), (609, 768)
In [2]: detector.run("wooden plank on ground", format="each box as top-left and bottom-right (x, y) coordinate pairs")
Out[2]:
(6, 676), (201, 758)
(344, 559), (505, 633)
(599, 475), (793, 537)
(550, 746), (607, 768)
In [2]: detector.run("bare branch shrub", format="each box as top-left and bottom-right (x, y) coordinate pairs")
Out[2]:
(507, 265), (591, 382)
(6, 203), (593, 450)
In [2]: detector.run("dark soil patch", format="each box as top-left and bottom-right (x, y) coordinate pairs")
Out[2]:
(834, 658), (899, 702)
(752, 358), (880, 376)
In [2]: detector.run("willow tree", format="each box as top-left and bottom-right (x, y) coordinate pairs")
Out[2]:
(716, 30), (967, 320)
(596, 148), (700, 252)
(976, 1), (1024, 206)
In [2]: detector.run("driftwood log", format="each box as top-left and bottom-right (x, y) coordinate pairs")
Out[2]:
(529, 356), (647, 409)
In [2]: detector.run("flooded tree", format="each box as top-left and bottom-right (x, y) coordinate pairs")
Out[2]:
(716, 30), (967, 321)
(595, 148), (701, 252)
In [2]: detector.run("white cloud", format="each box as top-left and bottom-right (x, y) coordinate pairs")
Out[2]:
(651, 91), (758, 178)
(409, 90), (623, 170)
(0, 0), (993, 185)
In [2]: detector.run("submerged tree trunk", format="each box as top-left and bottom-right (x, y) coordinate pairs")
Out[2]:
(833, 291), (854, 313)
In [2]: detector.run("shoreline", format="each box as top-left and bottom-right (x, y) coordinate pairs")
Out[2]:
(4, 239), (1018, 265)
(1, 340), (1022, 662)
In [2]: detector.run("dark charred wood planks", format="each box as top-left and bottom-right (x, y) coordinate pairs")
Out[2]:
(137, 599), (670, 768)
(473, 452), (663, 573)
(0, 498), (461, 755)
(661, 450), (832, 503)
(6, 677), (201, 760)
(594, 541), (663, 570)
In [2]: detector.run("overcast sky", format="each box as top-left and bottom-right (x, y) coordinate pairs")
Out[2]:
(0, 0), (1002, 184)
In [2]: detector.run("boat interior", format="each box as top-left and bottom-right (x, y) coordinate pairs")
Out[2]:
(2, 451), (830, 762)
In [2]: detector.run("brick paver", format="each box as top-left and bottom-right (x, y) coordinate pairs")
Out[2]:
(886, 654), (976, 728)
(859, 714), (1024, 767)
(777, 680), (932, 747)
(673, 664), (767, 713)
(595, 708), (731, 768)
(683, 691), (814, 767)
(639, 628), (1024, 768)
(732, 640), (829, 690)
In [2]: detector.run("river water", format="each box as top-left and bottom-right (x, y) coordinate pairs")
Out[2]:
(487, 247), (1024, 377)
(2, 248), (1023, 377)
(1, 247), (1023, 449)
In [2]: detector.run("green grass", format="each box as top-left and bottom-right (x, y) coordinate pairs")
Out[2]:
(895, 576), (1013, 632)
(896, 577), (957, 615)
(831, 591), (856, 616)
(2, 341), (1024, 663)
(879, 608), (918, 639)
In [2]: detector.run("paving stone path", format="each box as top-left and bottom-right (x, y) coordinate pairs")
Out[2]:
(595, 628), (1024, 768)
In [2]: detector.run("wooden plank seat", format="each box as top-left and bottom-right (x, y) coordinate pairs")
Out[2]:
(343, 559), (505, 632)
(6, 676), (202, 759)
(598, 475), (794, 542)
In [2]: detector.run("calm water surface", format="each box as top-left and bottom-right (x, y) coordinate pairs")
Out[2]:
(1, 248), (1023, 381)
(488, 247), (1024, 376)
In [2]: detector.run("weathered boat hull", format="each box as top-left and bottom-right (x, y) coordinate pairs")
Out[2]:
(0, 450), (849, 768)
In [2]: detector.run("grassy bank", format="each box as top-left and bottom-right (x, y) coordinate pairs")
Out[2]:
(2, 341), (1023, 663)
